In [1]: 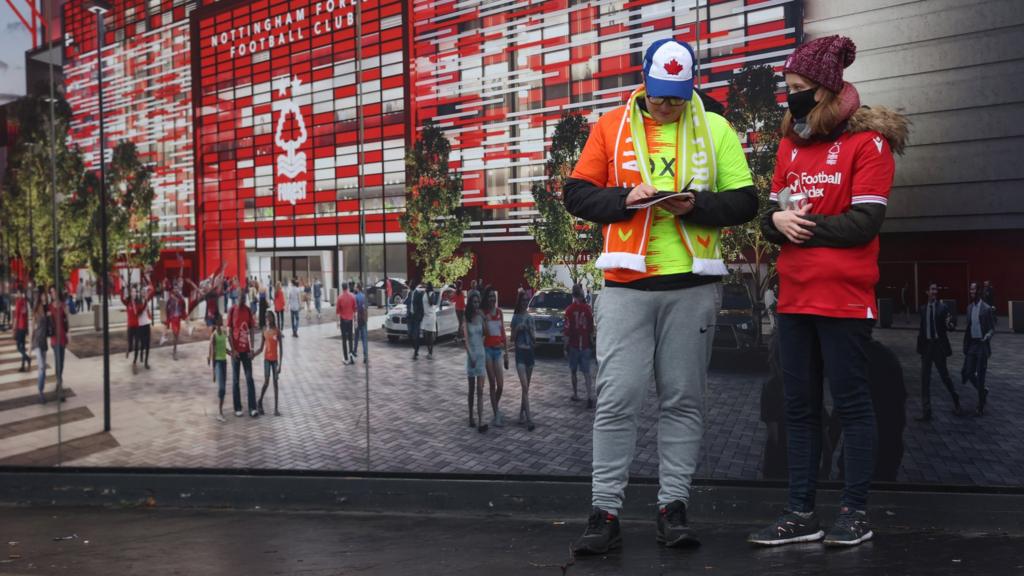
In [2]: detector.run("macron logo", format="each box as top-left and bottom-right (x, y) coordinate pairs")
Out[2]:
(790, 149), (798, 162)
(873, 136), (884, 153)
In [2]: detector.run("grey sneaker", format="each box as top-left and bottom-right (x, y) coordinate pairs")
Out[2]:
(823, 507), (873, 547)
(748, 510), (824, 546)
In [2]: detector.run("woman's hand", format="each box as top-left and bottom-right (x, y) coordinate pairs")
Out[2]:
(771, 204), (816, 244)
(626, 183), (657, 205)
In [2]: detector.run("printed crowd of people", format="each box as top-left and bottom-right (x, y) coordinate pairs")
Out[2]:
(7, 283), (70, 404)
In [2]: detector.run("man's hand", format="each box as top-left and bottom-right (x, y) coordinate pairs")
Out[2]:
(626, 183), (658, 205)
(660, 194), (695, 216)
(771, 204), (816, 244)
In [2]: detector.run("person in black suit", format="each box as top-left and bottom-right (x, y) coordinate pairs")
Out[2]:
(408, 283), (426, 360)
(963, 282), (996, 416)
(916, 283), (960, 420)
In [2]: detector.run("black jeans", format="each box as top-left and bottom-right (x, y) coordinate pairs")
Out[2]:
(231, 352), (257, 414)
(134, 325), (151, 366)
(778, 314), (876, 512)
(408, 317), (422, 354)
(921, 341), (957, 412)
(15, 329), (29, 366)
(340, 320), (354, 360)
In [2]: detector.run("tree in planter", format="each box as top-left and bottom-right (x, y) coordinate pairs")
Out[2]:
(400, 120), (472, 287)
(528, 111), (602, 291)
(0, 92), (87, 286)
(721, 64), (787, 346)
(62, 141), (158, 286)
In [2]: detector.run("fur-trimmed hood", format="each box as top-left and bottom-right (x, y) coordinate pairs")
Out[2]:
(847, 106), (911, 156)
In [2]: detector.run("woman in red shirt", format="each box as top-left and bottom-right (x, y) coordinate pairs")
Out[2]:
(13, 287), (31, 371)
(481, 286), (508, 428)
(121, 285), (140, 362)
(48, 286), (70, 397)
(274, 281), (286, 332)
(255, 313), (284, 416)
(751, 36), (908, 549)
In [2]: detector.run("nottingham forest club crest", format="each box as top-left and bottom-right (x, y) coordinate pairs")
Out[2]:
(274, 76), (309, 206)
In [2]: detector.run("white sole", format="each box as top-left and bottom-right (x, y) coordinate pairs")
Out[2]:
(748, 530), (825, 546)
(824, 530), (873, 546)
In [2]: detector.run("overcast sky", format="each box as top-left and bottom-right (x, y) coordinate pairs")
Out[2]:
(0, 4), (36, 102)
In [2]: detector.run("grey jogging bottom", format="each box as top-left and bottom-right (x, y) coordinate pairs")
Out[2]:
(591, 282), (721, 514)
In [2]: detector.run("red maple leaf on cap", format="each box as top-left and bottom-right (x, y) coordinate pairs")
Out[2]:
(663, 58), (684, 75)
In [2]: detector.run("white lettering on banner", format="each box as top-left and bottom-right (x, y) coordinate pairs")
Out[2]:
(278, 181), (308, 205)
(207, 1), (373, 58)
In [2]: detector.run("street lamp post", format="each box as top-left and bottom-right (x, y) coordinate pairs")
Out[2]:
(88, 0), (112, 432)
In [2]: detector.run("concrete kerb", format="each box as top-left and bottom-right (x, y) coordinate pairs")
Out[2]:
(0, 470), (1022, 535)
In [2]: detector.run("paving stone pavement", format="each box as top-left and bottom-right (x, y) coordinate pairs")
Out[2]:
(8, 311), (1022, 487)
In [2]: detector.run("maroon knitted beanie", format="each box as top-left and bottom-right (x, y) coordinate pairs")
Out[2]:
(783, 35), (856, 93)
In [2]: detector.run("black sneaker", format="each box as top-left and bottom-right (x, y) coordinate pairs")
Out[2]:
(656, 500), (699, 547)
(572, 507), (622, 555)
(823, 507), (872, 547)
(748, 510), (824, 546)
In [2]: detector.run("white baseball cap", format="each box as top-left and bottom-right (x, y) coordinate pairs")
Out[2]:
(643, 39), (696, 100)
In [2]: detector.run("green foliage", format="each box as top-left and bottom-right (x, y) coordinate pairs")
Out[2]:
(522, 265), (561, 292)
(0, 93), (86, 286)
(63, 141), (158, 278)
(400, 120), (472, 286)
(528, 111), (602, 291)
(722, 64), (787, 344)
(1, 90), (158, 288)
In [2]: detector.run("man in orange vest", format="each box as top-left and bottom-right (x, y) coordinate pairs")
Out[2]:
(564, 38), (757, 554)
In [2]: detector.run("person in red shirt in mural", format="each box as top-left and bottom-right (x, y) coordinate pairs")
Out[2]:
(749, 35), (909, 549)
(562, 284), (595, 408)
(227, 290), (259, 418)
(14, 286), (32, 372)
(48, 286), (70, 400)
(336, 283), (357, 365)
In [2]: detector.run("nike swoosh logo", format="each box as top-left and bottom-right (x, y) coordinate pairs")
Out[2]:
(617, 229), (633, 242)
(699, 327), (708, 333)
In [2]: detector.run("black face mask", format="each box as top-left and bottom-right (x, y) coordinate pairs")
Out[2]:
(787, 88), (817, 120)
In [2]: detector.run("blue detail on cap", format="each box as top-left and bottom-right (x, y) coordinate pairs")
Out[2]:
(643, 38), (695, 101)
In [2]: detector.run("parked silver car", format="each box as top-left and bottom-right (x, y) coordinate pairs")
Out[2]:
(528, 289), (575, 347)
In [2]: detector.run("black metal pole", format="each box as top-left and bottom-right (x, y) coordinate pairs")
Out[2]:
(94, 6), (112, 433)
(47, 0), (63, 462)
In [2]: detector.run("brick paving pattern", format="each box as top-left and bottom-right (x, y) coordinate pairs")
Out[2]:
(2, 310), (1022, 486)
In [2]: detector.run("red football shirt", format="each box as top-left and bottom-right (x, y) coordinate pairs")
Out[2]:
(336, 292), (356, 321)
(14, 297), (28, 331)
(564, 301), (594, 350)
(228, 305), (254, 353)
(770, 129), (895, 319)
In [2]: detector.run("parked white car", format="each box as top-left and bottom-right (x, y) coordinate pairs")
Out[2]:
(384, 287), (459, 343)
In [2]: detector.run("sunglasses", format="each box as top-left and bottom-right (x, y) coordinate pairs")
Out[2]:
(647, 95), (687, 106)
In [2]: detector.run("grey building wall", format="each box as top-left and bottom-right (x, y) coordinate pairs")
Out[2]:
(803, 0), (1024, 233)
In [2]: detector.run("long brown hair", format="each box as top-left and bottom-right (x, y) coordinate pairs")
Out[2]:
(781, 86), (843, 139)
